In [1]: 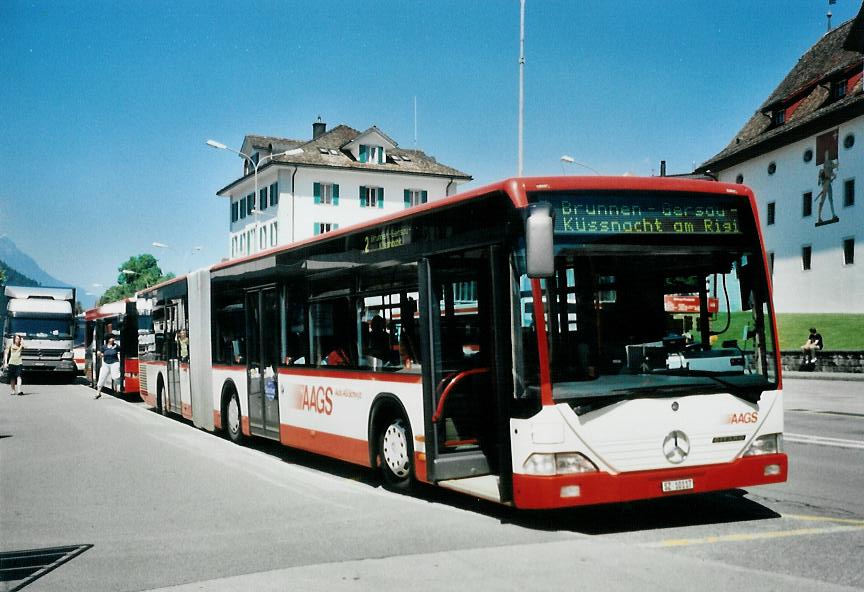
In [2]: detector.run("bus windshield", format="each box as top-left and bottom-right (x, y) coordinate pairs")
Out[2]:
(519, 190), (778, 410)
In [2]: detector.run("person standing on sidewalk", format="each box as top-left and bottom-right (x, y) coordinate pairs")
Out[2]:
(94, 336), (121, 399)
(3, 335), (25, 396)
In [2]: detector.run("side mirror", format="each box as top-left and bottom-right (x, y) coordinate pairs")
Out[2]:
(526, 203), (555, 278)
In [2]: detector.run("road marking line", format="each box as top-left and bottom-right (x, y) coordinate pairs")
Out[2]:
(641, 524), (864, 548)
(785, 432), (864, 449)
(785, 513), (864, 526)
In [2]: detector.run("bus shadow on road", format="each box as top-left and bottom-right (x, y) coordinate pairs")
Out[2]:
(396, 485), (781, 535)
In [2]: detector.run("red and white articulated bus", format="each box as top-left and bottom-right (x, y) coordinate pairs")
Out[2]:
(84, 298), (153, 395)
(137, 176), (787, 509)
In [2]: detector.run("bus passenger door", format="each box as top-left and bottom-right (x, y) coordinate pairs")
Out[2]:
(246, 287), (280, 440)
(421, 247), (510, 492)
(164, 300), (186, 415)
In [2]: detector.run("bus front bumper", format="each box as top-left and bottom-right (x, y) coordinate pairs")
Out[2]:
(512, 453), (788, 509)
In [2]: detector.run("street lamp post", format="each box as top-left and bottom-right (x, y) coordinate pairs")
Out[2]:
(206, 140), (303, 254)
(152, 242), (203, 273)
(560, 155), (601, 175)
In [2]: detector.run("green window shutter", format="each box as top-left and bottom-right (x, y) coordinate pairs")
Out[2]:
(404, 189), (411, 208)
(313, 223), (320, 236)
(378, 187), (384, 208)
(422, 190), (428, 204)
(378, 148), (384, 164)
(314, 182), (321, 204)
(333, 184), (340, 206)
(260, 188), (267, 210)
(270, 182), (279, 206)
(333, 223), (339, 230)
(360, 186), (367, 208)
(359, 144), (367, 163)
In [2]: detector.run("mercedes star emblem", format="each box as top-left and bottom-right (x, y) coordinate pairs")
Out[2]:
(663, 430), (690, 464)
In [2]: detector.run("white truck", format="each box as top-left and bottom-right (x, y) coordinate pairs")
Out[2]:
(2, 285), (77, 381)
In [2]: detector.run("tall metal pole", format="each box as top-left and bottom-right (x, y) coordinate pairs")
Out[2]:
(518, 0), (525, 177)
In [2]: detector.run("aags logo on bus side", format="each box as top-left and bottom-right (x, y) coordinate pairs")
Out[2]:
(294, 384), (334, 416)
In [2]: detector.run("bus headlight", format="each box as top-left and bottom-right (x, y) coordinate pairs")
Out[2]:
(61, 351), (74, 359)
(523, 452), (598, 476)
(743, 433), (783, 456)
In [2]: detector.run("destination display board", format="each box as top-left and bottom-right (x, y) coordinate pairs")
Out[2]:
(544, 194), (744, 236)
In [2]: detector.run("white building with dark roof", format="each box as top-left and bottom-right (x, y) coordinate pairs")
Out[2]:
(698, 12), (863, 313)
(215, 119), (471, 259)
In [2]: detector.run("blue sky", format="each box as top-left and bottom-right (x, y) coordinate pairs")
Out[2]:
(0, 0), (860, 300)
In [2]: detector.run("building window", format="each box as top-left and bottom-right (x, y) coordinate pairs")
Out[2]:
(843, 237), (855, 265)
(232, 236), (238, 258)
(768, 251), (775, 277)
(270, 222), (278, 247)
(803, 148), (813, 163)
(260, 227), (267, 250)
(767, 162), (777, 175)
(314, 182), (340, 205)
(239, 234), (245, 254)
(359, 144), (384, 164)
(247, 193), (255, 216)
(360, 186), (384, 209)
(844, 133), (855, 149)
(772, 110), (785, 126)
(404, 189), (428, 208)
(231, 201), (239, 223)
(260, 187), (268, 211)
(270, 182), (279, 206)
(832, 79), (847, 100)
(766, 201), (776, 225)
(802, 192), (812, 217)
(240, 197), (247, 219)
(314, 222), (339, 235)
(844, 178), (855, 207)
(802, 245), (812, 271)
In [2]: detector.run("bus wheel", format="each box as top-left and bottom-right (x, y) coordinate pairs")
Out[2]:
(156, 379), (165, 415)
(378, 417), (413, 491)
(225, 391), (244, 444)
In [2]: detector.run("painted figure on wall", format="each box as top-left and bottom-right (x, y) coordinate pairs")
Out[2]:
(815, 150), (839, 226)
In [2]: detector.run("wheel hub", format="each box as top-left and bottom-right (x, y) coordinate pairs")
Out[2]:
(382, 422), (410, 477)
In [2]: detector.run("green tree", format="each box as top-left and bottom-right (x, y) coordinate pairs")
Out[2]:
(97, 254), (174, 305)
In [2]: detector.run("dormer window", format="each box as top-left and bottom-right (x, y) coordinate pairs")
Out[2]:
(359, 144), (385, 164)
(831, 79), (847, 100)
(772, 109), (785, 126)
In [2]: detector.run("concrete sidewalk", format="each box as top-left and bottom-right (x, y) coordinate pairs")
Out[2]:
(783, 370), (864, 381)
(782, 376), (864, 415)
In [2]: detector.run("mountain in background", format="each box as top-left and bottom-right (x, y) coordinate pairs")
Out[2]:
(0, 236), (94, 309)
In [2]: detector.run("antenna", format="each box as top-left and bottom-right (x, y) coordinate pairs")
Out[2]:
(827, 10), (833, 33)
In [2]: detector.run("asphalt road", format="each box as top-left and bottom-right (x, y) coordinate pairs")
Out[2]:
(1, 377), (862, 592)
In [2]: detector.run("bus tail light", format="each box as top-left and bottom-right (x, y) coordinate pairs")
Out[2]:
(743, 433), (783, 457)
(523, 452), (598, 476)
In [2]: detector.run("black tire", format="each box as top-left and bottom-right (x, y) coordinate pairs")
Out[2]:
(378, 417), (414, 491)
(225, 390), (244, 444)
(156, 378), (165, 415)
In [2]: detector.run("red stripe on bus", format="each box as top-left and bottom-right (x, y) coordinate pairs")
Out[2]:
(531, 278), (554, 406)
(241, 416), (250, 436)
(512, 453), (788, 509)
(279, 425), (370, 467)
(212, 364), (245, 372)
(414, 452), (429, 483)
(277, 367), (423, 384)
(181, 403), (193, 419)
(140, 390), (156, 407)
(213, 411), (222, 430)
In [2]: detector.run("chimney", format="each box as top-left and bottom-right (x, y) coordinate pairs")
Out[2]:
(660, 160), (667, 177)
(312, 116), (326, 140)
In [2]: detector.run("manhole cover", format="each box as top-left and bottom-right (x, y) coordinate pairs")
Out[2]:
(0, 545), (92, 591)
